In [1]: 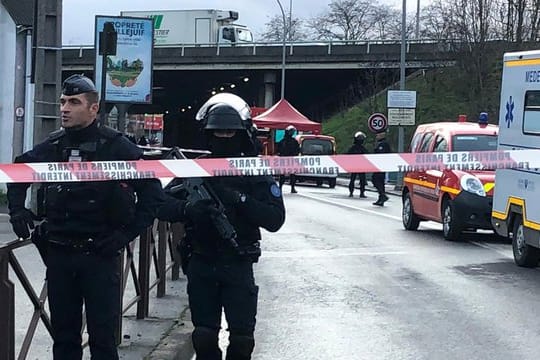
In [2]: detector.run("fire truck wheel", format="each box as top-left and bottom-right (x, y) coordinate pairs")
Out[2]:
(442, 199), (461, 241)
(402, 192), (420, 231)
(512, 216), (540, 267)
(316, 180), (323, 187)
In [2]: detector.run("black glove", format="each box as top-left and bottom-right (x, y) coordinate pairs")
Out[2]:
(183, 199), (221, 223)
(94, 230), (132, 257)
(217, 187), (242, 206)
(9, 208), (38, 239)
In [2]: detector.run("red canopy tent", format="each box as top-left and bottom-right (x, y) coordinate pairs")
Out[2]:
(253, 99), (321, 134)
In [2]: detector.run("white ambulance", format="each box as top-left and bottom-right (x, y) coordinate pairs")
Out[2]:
(492, 50), (540, 267)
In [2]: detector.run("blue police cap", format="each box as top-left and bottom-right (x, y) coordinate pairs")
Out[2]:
(62, 74), (97, 96)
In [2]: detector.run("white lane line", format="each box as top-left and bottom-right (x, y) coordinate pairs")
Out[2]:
(298, 192), (513, 259)
(297, 192), (402, 222)
(470, 241), (513, 260)
(263, 249), (408, 258)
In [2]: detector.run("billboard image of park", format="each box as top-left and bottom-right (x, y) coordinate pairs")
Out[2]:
(106, 57), (144, 87)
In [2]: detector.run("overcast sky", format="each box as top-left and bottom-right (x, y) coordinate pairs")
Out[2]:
(62, 0), (420, 45)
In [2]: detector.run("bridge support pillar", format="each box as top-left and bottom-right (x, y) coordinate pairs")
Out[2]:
(116, 103), (130, 133)
(263, 72), (277, 108)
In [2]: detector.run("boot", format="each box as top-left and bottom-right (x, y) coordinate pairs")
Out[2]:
(359, 192), (367, 198)
(291, 188), (297, 194)
(348, 193), (353, 197)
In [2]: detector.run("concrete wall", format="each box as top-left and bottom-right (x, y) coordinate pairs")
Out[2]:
(0, 4), (16, 191)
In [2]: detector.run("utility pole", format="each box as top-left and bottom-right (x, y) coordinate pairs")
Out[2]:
(33, 0), (62, 144)
(276, 0), (287, 100)
(13, 26), (28, 157)
(416, 0), (420, 39)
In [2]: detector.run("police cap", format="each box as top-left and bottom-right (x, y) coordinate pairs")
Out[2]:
(62, 74), (97, 96)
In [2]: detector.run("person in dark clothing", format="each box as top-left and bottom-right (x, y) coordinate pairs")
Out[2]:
(157, 93), (286, 360)
(277, 125), (300, 193)
(7, 74), (163, 360)
(372, 131), (392, 206)
(347, 131), (368, 198)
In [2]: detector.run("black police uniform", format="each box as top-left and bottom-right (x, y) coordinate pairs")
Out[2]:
(277, 132), (300, 193)
(158, 97), (286, 360)
(6, 75), (163, 360)
(347, 141), (368, 198)
(372, 134), (392, 205)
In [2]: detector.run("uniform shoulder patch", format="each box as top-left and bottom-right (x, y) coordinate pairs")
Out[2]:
(270, 183), (282, 197)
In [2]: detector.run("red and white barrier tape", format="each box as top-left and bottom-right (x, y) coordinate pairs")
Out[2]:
(0, 150), (535, 184)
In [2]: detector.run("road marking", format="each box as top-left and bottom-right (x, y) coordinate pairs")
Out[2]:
(263, 248), (408, 258)
(298, 192), (402, 222)
(470, 241), (513, 260)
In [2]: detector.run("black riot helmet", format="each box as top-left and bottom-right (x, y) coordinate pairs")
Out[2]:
(285, 125), (296, 138)
(354, 131), (366, 145)
(62, 74), (98, 96)
(195, 93), (257, 156)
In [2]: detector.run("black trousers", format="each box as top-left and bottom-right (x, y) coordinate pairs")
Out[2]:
(47, 246), (120, 360)
(348, 173), (366, 195)
(372, 172), (386, 198)
(187, 255), (258, 360)
(278, 174), (296, 190)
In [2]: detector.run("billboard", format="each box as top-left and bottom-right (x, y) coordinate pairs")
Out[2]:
(94, 16), (153, 104)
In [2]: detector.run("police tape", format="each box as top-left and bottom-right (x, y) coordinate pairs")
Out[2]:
(0, 149), (537, 184)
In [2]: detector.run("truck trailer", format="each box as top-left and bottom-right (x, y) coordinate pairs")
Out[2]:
(120, 9), (253, 45)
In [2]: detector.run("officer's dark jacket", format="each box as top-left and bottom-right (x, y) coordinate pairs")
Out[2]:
(158, 175), (285, 260)
(347, 143), (368, 155)
(277, 136), (300, 157)
(6, 121), (163, 242)
(374, 138), (391, 154)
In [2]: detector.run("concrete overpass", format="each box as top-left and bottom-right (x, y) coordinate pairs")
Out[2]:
(61, 39), (461, 147)
(62, 39), (459, 112)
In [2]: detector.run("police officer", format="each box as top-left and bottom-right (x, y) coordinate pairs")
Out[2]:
(372, 131), (392, 206)
(347, 131), (368, 198)
(277, 125), (300, 193)
(158, 93), (285, 360)
(6, 74), (163, 359)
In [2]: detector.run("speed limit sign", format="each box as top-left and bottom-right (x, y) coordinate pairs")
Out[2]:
(367, 113), (388, 133)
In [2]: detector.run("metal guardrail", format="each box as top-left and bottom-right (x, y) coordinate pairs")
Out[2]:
(62, 38), (463, 57)
(0, 220), (183, 360)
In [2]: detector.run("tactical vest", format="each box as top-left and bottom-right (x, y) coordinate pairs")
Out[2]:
(39, 126), (136, 239)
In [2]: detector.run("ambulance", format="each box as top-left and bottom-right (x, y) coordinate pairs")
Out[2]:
(491, 50), (540, 267)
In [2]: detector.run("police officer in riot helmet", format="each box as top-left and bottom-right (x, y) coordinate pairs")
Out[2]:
(277, 125), (300, 193)
(6, 74), (164, 359)
(157, 93), (285, 360)
(372, 131), (392, 206)
(347, 131), (368, 198)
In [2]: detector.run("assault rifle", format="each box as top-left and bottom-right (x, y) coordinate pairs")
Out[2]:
(163, 147), (240, 250)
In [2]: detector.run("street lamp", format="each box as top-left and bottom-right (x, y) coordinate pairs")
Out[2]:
(276, 0), (287, 99)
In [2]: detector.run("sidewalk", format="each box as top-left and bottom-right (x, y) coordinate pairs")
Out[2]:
(0, 214), (194, 360)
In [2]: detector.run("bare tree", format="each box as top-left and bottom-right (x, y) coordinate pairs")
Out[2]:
(261, 15), (306, 41)
(259, 15), (306, 42)
(308, 0), (377, 41)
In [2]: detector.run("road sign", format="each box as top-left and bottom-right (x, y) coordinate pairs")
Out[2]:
(388, 108), (415, 125)
(387, 90), (417, 108)
(368, 113), (388, 133)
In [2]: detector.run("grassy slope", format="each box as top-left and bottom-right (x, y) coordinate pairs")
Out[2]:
(323, 64), (503, 154)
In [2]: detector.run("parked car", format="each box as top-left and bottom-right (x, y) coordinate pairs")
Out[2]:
(402, 116), (499, 240)
(294, 134), (338, 188)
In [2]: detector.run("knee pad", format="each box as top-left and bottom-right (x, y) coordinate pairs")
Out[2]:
(227, 333), (254, 359)
(192, 326), (220, 355)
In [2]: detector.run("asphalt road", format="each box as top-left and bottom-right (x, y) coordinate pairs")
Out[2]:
(248, 184), (540, 360)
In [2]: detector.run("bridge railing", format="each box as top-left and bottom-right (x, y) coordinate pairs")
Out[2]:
(62, 38), (463, 57)
(0, 220), (183, 360)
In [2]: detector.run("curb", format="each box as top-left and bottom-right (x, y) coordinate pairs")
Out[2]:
(145, 308), (194, 360)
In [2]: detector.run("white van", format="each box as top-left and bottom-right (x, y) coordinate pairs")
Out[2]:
(491, 50), (540, 267)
